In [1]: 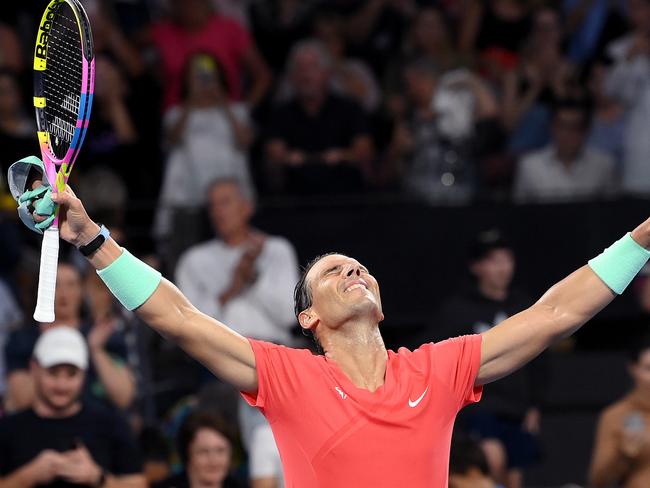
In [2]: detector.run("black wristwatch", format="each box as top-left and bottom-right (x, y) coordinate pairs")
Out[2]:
(78, 224), (110, 257)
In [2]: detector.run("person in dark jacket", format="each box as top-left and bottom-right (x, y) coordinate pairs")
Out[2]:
(432, 229), (546, 488)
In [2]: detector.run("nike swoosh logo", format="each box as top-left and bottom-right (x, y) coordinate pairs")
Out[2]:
(408, 386), (429, 408)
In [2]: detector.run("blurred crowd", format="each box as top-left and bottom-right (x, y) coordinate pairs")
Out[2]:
(4, 0), (650, 487)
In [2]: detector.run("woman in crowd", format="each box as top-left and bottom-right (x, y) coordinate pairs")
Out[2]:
(155, 412), (244, 488)
(155, 53), (254, 242)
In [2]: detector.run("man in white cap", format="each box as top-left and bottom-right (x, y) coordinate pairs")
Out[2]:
(0, 327), (145, 487)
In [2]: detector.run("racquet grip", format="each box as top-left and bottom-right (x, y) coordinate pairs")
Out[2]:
(33, 227), (60, 323)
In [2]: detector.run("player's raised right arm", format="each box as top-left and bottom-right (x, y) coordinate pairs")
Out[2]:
(51, 188), (258, 394)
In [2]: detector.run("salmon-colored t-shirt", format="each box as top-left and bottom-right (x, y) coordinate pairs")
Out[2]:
(241, 335), (483, 488)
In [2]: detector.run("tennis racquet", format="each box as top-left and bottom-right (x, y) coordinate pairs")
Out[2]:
(33, 0), (94, 322)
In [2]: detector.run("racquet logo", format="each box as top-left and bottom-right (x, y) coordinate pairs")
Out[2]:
(34, 2), (60, 60)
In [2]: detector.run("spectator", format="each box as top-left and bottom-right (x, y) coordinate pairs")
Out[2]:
(340, 0), (416, 76)
(0, 70), (37, 175)
(0, 23), (22, 72)
(586, 61), (627, 168)
(249, 0), (320, 74)
(175, 178), (298, 487)
(459, 0), (532, 62)
(0, 277), (21, 407)
(313, 10), (381, 113)
(78, 56), (138, 174)
(154, 412), (244, 488)
(513, 98), (617, 203)
(264, 39), (374, 194)
(3, 262), (135, 412)
(429, 230), (543, 488)
(605, 0), (650, 195)
(450, 434), (501, 488)
(0, 327), (145, 487)
(381, 59), (500, 203)
(589, 334), (650, 487)
(385, 5), (463, 94)
(502, 7), (580, 155)
(149, 0), (271, 110)
(155, 53), (254, 241)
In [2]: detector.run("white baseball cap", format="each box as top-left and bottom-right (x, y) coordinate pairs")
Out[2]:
(33, 326), (88, 370)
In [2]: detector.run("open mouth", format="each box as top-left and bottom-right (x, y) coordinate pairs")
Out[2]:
(344, 282), (368, 293)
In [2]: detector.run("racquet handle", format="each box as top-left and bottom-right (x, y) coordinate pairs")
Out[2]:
(33, 227), (60, 323)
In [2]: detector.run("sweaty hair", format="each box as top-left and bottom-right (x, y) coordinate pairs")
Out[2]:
(293, 252), (341, 354)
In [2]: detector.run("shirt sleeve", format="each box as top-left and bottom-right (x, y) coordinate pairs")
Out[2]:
(108, 411), (143, 475)
(431, 334), (483, 411)
(241, 339), (309, 422)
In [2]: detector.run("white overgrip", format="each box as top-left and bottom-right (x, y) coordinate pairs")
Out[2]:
(33, 227), (59, 323)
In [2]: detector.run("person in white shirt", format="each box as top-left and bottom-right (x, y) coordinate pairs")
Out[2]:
(514, 98), (617, 203)
(155, 53), (254, 240)
(604, 0), (650, 195)
(175, 178), (298, 487)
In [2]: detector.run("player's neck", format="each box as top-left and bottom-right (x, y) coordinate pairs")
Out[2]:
(323, 322), (387, 392)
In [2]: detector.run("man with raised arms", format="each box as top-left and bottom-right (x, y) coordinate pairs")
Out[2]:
(28, 185), (650, 487)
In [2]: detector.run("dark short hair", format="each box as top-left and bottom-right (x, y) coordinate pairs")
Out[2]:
(176, 411), (233, 467)
(468, 228), (511, 263)
(293, 252), (341, 354)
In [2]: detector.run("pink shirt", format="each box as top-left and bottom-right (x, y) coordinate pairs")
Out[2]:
(150, 15), (252, 109)
(242, 335), (483, 487)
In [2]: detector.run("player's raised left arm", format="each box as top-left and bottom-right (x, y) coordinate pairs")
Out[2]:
(476, 218), (650, 386)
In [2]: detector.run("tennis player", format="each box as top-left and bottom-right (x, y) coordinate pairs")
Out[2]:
(31, 185), (650, 487)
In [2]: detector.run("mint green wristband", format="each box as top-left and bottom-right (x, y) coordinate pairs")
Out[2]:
(97, 249), (162, 310)
(588, 233), (650, 294)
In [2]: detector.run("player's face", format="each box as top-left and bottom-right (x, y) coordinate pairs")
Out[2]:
(187, 428), (231, 485)
(207, 183), (253, 240)
(33, 363), (84, 412)
(305, 254), (384, 328)
(631, 350), (650, 392)
(471, 249), (515, 292)
(55, 263), (83, 319)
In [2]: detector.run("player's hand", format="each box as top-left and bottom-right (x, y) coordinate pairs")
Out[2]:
(58, 444), (103, 485)
(27, 450), (66, 485)
(49, 186), (100, 247)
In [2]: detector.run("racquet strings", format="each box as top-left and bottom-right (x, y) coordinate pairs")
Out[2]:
(43, 2), (83, 160)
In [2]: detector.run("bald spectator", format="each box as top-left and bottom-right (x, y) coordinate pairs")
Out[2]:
(264, 39), (374, 195)
(175, 178), (298, 487)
